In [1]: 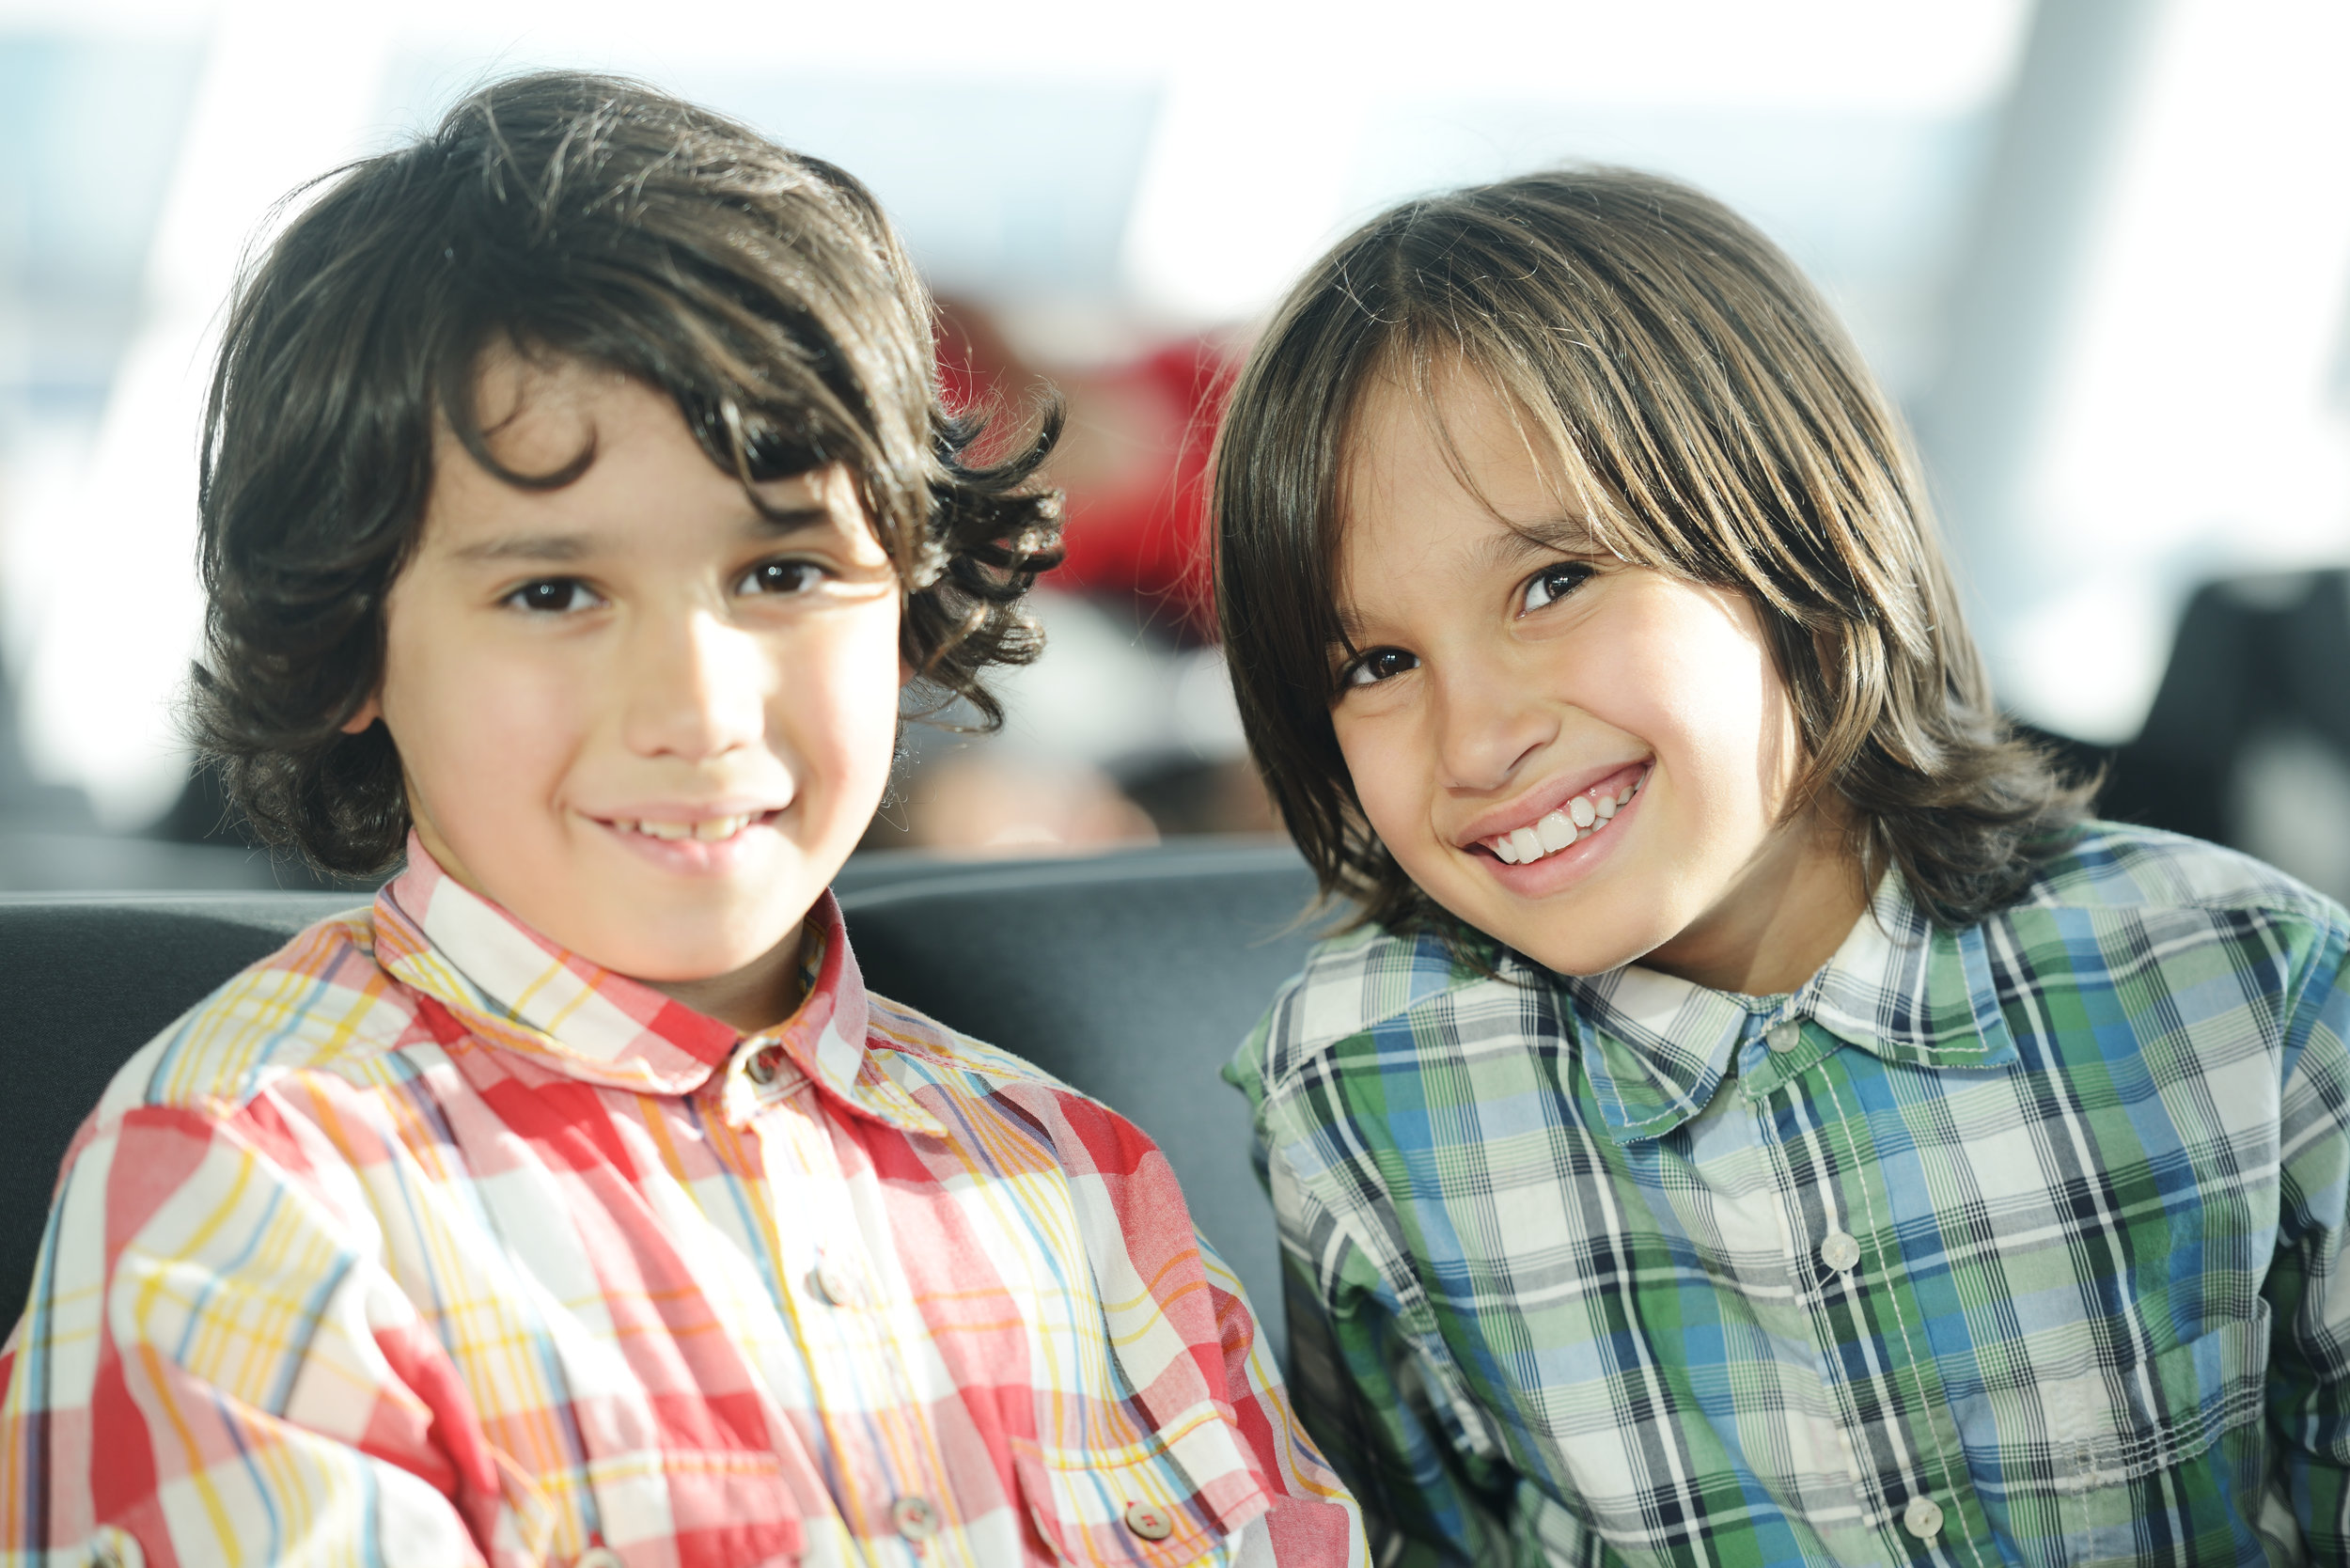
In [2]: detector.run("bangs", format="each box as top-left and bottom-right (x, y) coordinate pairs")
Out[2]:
(1343, 332), (1680, 586)
(434, 332), (876, 531)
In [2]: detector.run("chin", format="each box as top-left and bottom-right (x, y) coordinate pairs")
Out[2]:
(1455, 900), (1661, 980)
(1531, 945), (1646, 979)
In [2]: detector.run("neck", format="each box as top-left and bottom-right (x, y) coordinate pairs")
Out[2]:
(1640, 808), (1870, 996)
(643, 919), (810, 1034)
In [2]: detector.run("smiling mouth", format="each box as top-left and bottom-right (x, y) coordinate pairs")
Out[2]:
(606, 809), (780, 843)
(1479, 768), (1647, 865)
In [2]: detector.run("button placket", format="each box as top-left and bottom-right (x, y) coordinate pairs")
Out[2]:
(1809, 1063), (1980, 1561)
(1756, 1049), (1981, 1566)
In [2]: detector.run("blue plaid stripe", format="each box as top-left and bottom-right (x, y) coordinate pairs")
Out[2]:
(1231, 824), (2350, 1566)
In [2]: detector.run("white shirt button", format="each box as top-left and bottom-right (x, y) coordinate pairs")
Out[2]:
(1765, 1021), (1801, 1054)
(1123, 1500), (1176, 1541)
(87, 1528), (144, 1568)
(573, 1548), (625, 1568)
(1819, 1231), (1862, 1273)
(892, 1496), (940, 1542)
(1904, 1496), (1944, 1540)
(744, 1044), (785, 1086)
(809, 1258), (861, 1307)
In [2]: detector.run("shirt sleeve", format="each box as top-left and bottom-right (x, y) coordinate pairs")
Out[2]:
(2265, 927), (2350, 1559)
(1268, 1156), (1515, 1566)
(0, 1098), (539, 1568)
(1222, 982), (1513, 1568)
(1229, 999), (1512, 1566)
(1194, 1236), (1372, 1567)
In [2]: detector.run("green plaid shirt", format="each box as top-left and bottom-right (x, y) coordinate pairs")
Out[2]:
(1229, 825), (2350, 1566)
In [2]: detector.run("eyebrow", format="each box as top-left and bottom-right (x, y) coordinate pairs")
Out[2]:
(447, 506), (840, 564)
(1472, 515), (1600, 572)
(1326, 513), (1598, 648)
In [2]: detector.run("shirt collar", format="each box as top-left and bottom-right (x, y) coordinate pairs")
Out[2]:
(373, 835), (938, 1133)
(1561, 868), (2018, 1145)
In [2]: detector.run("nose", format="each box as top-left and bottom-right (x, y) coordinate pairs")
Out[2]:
(1432, 655), (1555, 792)
(618, 605), (769, 761)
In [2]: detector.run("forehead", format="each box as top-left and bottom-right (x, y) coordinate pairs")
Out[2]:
(1333, 370), (1592, 615)
(422, 356), (859, 551)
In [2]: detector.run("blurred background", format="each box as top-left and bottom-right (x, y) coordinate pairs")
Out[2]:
(0, 0), (2346, 892)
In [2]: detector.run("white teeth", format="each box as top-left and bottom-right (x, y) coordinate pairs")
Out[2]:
(624, 813), (755, 842)
(1485, 770), (1648, 866)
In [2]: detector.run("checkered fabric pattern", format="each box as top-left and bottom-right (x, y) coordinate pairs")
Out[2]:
(1, 838), (1364, 1567)
(1229, 824), (2350, 1566)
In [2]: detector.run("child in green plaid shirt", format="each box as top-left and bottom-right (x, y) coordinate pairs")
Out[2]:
(1212, 167), (2350, 1566)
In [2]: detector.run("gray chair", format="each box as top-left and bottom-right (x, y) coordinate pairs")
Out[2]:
(0, 842), (1322, 1353)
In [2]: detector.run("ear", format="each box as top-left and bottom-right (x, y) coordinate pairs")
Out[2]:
(341, 694), (383, 735)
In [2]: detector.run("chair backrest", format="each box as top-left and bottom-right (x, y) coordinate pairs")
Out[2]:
(0, 891), (368, 1329)
(0, 844), (1323, 1352)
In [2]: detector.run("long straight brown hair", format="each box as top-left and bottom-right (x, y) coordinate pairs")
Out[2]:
(1215, 167), (2091, 938)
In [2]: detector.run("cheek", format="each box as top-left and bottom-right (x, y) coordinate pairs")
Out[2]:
(1622, 593), (1795, 810)
(788, 604), (904, 798)
(1331, 709), (1423, 849)
(378, 612), (583, 829)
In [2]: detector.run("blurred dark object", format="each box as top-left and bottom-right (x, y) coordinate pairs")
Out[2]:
(859, 748), (1159, 856)
(860, 749), (1275, 855)
(2095, 571), (2350, 901)
(1119, 756), (1277, 839)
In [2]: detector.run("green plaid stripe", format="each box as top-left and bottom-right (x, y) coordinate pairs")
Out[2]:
(1230, 825), (2350, 1566)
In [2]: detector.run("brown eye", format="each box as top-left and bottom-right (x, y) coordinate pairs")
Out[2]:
(736, 559), (824, 595)
(1342, 648), (1418, 688)
(506, 578), (599, 613)
(1522, 562), (1594, 612)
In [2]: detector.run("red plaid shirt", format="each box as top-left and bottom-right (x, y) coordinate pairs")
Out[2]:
(0, 840), (1363, 1566)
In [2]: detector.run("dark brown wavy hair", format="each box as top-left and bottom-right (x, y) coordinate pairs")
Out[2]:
(191, 71), (1061, 876)
(1215, 168), (2091, 938)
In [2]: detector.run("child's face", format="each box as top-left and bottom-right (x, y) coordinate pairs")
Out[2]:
(1331, 371), (1859, 989)
(354, 357), (903, 1021)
